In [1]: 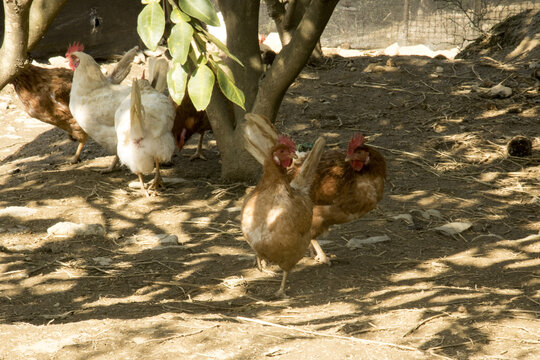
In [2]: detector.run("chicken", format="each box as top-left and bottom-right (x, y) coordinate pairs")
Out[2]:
(290, 134), (387, 264)
(145, 56), (212, 161)
(114, 78), (175, 196)
(172, 96), (212, 160)
(241, 113), (326, 297)
(10, 45), (137, 164)
(66, 44), (133, 172)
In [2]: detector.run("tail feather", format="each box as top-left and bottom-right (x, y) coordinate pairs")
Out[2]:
(147, 57), (169, 93)
(290, 136), (326, 194)
(130, 79), (145, 139)
(243, 113), (279, 165)
(108, 46), (138, 84)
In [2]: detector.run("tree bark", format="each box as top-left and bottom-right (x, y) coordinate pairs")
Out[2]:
(207, 0), (264, 181)
(0, 0), (33, 90)
(209, 0), (339, 181)
(0, 0), (67, 90)
(252, 0), (340, 121)
(27, 0), (68, 51)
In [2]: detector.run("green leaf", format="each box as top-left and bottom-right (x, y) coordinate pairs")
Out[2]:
(187, 64), (215, 111)
(170, 8), (191, 23)
(141, 0), (161, 4)
(216, 65), (245, 110)
(193, 24), (243, 67)
(167, 60), (188, 104)
(137, 3), (165, 51)
(178, 0), (220, 27)
(168, 21), (193, 65)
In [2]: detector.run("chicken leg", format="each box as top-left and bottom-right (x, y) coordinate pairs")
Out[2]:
(137, 173), (150, 197)
(70, 141), (86, 164)
(276, 271), (289, 299)
(310, 239), (331, 265)
(148, 160), (166, 193)
(186, 133), (207, 161)
(99, 155), (119, 174)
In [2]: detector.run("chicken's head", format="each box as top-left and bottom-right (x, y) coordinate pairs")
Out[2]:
(65, 42), (85, 70)
(345, 133), (369, 171)
(273, 135), (297, 168)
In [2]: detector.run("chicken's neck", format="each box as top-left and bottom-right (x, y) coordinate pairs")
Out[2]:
(259, 159), (289, 190)
(72, 61), (109, 94)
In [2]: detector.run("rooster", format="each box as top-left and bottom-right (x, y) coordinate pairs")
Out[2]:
(241, 113), (326, 298)
(290, 134), (387, 264)
(10, 45), (137, 164)
(67, 44), (133, 172)
(114, 78), (176, 196)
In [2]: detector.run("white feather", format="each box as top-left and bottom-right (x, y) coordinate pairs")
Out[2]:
(114, 79), (175, 175)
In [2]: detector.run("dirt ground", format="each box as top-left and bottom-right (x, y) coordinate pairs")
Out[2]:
(1, 16), (539, 360)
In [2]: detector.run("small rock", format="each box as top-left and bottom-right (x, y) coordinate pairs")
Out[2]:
(392, 213), (414, 224)
(93, 257), (113, 266)
(347, 235), (390, 248)
(47, 222), (105, 237)
(487, 83), (512, 98)
(435, 66), (444, 73)
(0, 206), (37, 217)
(433, 222), (472, 236)
(48, 56), (69, 67)
(158, 234), (179, 245)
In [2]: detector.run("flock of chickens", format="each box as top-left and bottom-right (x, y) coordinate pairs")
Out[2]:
(9, 45), (387, 298)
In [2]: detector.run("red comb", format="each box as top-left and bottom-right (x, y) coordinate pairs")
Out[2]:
(65, 42), (84, 57)
(347, 133), (365, 155)
(278, 135), (296, 153)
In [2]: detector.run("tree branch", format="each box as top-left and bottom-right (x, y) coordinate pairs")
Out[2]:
(0, 0), (33, 90)
(27, 0), (68, 51)
(252, 0), (340, 121)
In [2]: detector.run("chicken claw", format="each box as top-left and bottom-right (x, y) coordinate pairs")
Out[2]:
(98, 155), (119, 174)
(147, 161), (166, 193)
(188, 150), (207, 161)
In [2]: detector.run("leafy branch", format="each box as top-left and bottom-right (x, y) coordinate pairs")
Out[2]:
(137, 0), (245, 111)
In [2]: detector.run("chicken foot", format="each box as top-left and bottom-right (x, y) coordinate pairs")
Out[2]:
(309, 239), (331, 265)
(99, 155), (119, 174)
(148, 160), (166, 193)
(185, 133), (207, 161)
(256, 257), (277, 275)
(70, 141), (86, 164)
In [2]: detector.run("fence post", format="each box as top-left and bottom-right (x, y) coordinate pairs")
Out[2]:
(402, 0), (410, 45)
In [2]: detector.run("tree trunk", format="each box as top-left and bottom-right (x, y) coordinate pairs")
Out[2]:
(207, 0), (264, 182)
(209, 0), (339, 182)
(264, 0), (323, 62)
(27, 0), (68, 51)
(0, 0), (67, 90)
(0, 0), (32, 90)
(252, 0), (340, 121)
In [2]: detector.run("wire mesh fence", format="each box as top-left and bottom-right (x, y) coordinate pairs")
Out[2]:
(259, 0), (540, 51)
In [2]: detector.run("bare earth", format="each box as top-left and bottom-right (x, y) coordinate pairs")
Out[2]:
(0, 46), (539, 359)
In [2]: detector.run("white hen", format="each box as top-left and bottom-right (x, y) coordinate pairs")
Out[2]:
(114, 78), (175, 196)
(67, 48), (131, 172)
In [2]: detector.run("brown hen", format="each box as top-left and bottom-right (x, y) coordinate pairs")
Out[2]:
(10, 45), (137, 164)
(241, 114), (326, 297)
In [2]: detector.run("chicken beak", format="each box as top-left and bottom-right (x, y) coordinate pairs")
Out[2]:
(289, 153), (298, 159)
(344, 155), (351, 162)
